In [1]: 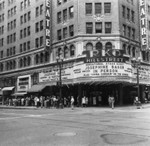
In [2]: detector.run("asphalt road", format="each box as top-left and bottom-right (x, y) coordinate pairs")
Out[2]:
(0, 107), (150, 146)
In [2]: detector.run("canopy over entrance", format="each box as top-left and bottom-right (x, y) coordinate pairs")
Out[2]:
(2, 86), (14, 91)
(27, 84), (47, 93)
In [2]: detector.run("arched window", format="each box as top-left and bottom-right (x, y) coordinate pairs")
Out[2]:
(132, 47), (135, 57)
(127, 45), (131, 55)
(70, 45), (75, 57)
(105, 42), (112, 50)
(24, 57), (27, 67)
(20, 59), (23, 68)
(13, 60), (16, 69)
(57, 48), (62, 57)
(64, 46), (69, 58)
(122, 44), (126, 54)
(95, 42), (103, 56)
(10, 61), (13, 70)
(86, 43), (93, 51)
(7, 62), (10, 70)
(27, 56), (31, 66)
(0, 63), (3, 71)
(35, 54), (39, 64)
(40, 53), (44, 63)
(147, 52), (149, 61)
(45, 52), (49, 62)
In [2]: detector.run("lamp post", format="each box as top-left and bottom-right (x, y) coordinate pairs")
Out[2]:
(56, 56), (63, 108)
(132, 57), (141, 101)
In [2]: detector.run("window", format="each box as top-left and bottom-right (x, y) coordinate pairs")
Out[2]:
(63, 9), (67, 22)
(95, 3), (101, 14)
(86, 3), (92, 15)
(123, 24), (126, 36)
(35, 22), (39, 32)
(95, 22), (102, 33)
(132, 28), (135, 40)
(70, 45), (75, 56)
(105, 22), (112, 33)
(24, 42), (26, 51)
(122, 5), (125, 18)
(24, 13), (27, 22)
(13, 33), (16, 42)
(20, 15), (23, 24)
(63, 27), (67, 39)
(86, 22), (93, 34)
(131, 10), (134, 22)
(40, 36), (43, 46)
(27, 26), (30, 36)
(14, 19), (16, 28)
(40, 4), (43, 15)
(104, 3), (111, 13)
(69, 6), (74, 18)
(20, 44), (23, 52)
(127, 8), (130, 20)
(57, 12), (61, 23)
(69, 25), (74, 36)
(27, 41), (30, 50)
(36, 7), (39, 17)
(20, 30), (23, 39)
(57, 29), (61, 40)
(57, 0), (61, 6)
(64, 46), (68, 58)
(21, 1), (23, 10)
(105, 42), (112, 50)
(40, 20), (43, 30)
(127, 26), (131, 37)
(35, 38), (39, 48)
(28, 11), (31, 21)
(86, 43), (93, 51)
(24, 28), (26, 37)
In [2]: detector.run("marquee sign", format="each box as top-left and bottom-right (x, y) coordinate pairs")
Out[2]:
(140, 0), (148, 50)
(45, 0), (51, 52)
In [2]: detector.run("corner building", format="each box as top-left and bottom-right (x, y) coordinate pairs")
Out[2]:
(0, 0), (150, 106)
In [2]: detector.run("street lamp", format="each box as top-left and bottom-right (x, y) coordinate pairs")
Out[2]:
(132, 57), (141, 102)
(56, 56), (64, 108)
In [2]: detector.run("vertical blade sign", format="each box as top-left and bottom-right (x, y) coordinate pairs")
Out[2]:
(45, 0), (51, 52)
(140, 0), (148, 50)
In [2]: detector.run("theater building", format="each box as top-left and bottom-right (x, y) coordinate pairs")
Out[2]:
(0, 0), (150, 105)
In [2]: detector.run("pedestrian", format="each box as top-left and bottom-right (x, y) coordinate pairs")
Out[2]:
(71, 96), (74, 110)
(82, 96), (86, 107)
(108, 95), (115, 109)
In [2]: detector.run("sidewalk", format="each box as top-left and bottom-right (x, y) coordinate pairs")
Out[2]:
(1, 103), (150, 110)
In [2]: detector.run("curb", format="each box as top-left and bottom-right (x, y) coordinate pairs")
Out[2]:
(0, 106), (37, 110)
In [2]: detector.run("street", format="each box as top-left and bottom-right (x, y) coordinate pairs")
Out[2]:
(0, 107), (150, 146)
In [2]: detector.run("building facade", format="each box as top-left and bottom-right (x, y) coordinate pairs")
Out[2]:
(0, 0), (150, 106)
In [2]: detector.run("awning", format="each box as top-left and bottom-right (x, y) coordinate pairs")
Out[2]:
(2, 86), (15, 91)
(12, 92), (27, 96)
(27, 84), (47, 93)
